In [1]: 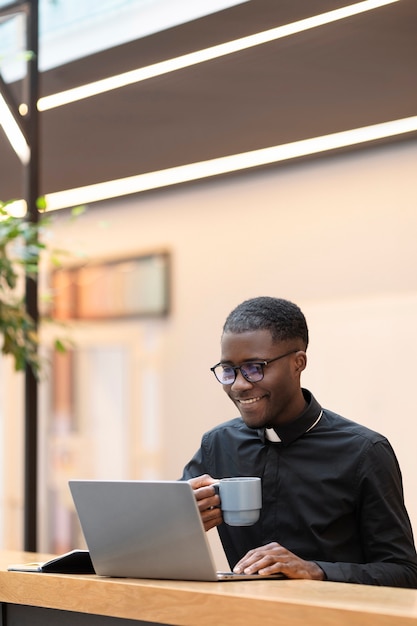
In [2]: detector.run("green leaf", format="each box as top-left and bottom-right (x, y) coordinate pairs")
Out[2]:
(36, 196), (47, 211)
(54, 339), (67, 353)
(71, 205), (87, 218)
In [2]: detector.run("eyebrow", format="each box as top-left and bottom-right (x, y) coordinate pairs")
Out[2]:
(220, 357), (266, 365)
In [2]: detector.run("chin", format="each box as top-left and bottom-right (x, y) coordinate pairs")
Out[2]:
(241, 415), (268, 431)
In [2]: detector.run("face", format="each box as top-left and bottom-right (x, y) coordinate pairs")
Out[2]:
(219, 329), (307, 430)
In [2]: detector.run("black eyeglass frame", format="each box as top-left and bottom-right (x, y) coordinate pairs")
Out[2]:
(210, 349), (299, 385)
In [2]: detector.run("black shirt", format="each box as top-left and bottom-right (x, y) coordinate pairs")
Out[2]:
(181, 389), (417, 588)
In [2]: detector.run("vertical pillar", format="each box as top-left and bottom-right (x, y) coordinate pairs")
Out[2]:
(23, 0), (39, 552)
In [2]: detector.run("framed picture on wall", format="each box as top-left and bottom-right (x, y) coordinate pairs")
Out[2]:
(50, 251), (170, 320)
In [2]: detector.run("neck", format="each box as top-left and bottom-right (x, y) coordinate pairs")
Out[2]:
(275, 389), (307, 427)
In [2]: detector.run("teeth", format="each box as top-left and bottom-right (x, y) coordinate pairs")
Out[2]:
(239, 397), (262, 404)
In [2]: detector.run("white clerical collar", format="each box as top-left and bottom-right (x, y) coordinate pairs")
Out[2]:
(264, 410), (323, 443)
(265, 428), (281, 442)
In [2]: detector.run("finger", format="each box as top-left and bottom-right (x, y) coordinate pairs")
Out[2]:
(263, 557), (324, 580)
(240, 553), (286, 576)
(188, 476), (219, 503)
(187, 474), (216, 490)
(233, 553), (262, 574)
(237, 542), (280, 560)
(235, 555), (272, 575)
(201, 507), (223, 531)
(233, 544), (282, 574)
(195, 488), (220, 510)
(257, 559), (285, 575)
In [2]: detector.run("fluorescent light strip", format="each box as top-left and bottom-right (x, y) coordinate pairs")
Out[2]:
(38, 0), (399, 111)
(41, 115), (417, 211)
(0, 92), (30, 164)
(2, 200), (26, 217)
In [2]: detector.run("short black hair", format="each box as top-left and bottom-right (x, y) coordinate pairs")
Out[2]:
(222, 297), (309, 349)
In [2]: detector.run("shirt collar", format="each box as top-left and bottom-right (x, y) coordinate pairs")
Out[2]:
(259, 389), (322, 446)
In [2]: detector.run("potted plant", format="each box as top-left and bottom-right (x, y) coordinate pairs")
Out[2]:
(0, 199), (83, 377)
(0, 199), (44, 377)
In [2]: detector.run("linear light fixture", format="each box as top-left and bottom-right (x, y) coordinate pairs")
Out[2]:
(38, 115), (417, 212)
(38, 0), (400, 111)
(0, 91), (30, 164)
(1, 199), (26, 217)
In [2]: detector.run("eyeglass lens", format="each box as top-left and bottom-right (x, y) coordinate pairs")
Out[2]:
(214, 362), (264, 384)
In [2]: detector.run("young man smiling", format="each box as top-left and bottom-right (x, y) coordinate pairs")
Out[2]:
(181, 296), (417, 588)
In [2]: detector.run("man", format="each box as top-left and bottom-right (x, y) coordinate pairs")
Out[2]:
(181, 297), (417, 587)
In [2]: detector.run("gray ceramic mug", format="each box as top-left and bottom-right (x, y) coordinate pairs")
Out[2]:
(216, 477), (262, 526)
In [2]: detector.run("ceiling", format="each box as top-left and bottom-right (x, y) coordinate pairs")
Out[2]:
(1, 0), (417, 203)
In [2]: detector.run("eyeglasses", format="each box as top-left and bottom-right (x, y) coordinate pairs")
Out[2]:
(210, 349), (299, 385)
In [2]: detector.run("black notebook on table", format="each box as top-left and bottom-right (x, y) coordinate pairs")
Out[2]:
(8, 549), (95, 573)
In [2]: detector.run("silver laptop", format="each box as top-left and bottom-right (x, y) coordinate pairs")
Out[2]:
(69, 479), (283, 582)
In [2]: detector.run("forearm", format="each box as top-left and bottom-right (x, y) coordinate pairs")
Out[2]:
(317, 560), (417, 589)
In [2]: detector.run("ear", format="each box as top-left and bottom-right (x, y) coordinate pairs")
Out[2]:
(294, 350), (307, 374)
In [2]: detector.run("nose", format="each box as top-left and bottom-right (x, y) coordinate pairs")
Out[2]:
(230, 368), (254, 390)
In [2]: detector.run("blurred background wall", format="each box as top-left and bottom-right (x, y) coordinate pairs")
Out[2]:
(2, 137), (416, 563)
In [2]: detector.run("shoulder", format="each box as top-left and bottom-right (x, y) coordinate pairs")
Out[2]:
(321, 409), (388, 443)
(201, 417), (256, 445)
(316, 411), (401, 476)
(203, 416), (250, 436)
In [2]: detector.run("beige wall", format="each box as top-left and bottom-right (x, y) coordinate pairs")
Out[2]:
(2, 139), (417, 552)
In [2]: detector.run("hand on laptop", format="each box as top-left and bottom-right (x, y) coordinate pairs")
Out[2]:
(232, 542), (325, 580)
(188, 474), (222, 531)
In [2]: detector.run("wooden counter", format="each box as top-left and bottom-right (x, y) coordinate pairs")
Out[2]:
(1, 551), (417, 625)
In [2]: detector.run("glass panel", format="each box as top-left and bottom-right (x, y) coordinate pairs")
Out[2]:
(0, 0), (248, 82)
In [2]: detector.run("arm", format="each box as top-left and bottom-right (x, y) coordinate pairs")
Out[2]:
(233, 441), (417, 587)
(233, 449), (417, 586)
(315, 440), (417, 588)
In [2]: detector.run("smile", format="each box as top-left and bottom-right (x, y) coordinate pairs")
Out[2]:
(238, 396), (264, 405)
